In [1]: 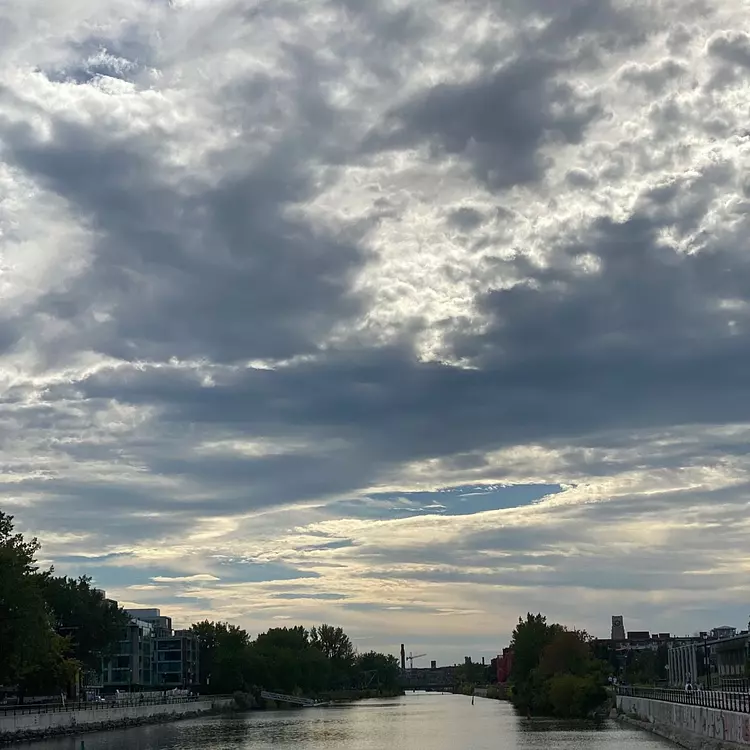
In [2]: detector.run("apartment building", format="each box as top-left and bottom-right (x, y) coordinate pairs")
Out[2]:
(101, 615), (156, 689)
(101, 608), (199, 691)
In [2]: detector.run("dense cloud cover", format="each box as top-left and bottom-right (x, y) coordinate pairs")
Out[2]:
(2, 0), (750, 662)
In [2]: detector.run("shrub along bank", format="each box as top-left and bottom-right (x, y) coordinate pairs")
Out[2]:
(508, 613), (608, 718)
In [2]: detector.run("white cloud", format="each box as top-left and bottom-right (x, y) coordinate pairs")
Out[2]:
(3, 0), (750, 662)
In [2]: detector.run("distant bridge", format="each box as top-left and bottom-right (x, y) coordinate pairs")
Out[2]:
(260, 691), (321, 707)
(399, 666), (457, 692)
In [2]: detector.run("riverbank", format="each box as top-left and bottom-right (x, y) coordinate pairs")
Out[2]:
(614, 711), (750, 750)
(0, 697), (236, 745)
(615, 694), (750, 750)
(259, 688), (403, 709)
(464, 686), (508, 700)
(320, 688), (403, 702)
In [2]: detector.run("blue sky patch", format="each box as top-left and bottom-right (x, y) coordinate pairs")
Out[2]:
(332, 483), (563, 521)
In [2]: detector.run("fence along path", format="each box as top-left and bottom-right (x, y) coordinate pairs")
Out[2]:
(617, 686), (750, 714)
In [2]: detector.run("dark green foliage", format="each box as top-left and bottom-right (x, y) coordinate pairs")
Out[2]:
(191, 620), (399, 698)
(353, 651), (400, 691)
(509, 612), (607, 718)
(547, 674), (606, 718)
(452, 660), (492, 694)
(0, 512), (58, 688)
(0, 512), (127, 697)
(623, 644), (668, 685)
(41, 575), (129, 669)
(190, 621), (251, 693)
(310, 624), (354, 662)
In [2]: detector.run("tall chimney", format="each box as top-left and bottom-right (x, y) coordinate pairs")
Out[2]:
(400, 644), (406, 671)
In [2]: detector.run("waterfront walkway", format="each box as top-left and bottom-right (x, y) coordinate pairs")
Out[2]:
(1, 695), (204, 717)
(0, 695), (235, 743)
(617, 685), (750, 713)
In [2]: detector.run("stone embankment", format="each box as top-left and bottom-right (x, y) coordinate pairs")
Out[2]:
(616, 692), (750, 750)
(0, 697), (236, 745)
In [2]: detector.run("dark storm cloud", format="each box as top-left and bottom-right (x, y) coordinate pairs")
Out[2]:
(364, 55), (602, 191)
(0, 54), (367, 366)
(446, 207), (486, 232)
(67, 160), (750, 514)
(565, 168), (597, 189)
(0, 320), (21, 356)
(330, 0), (435, 84)
(566, 483), (750, 543)
(359, 0), (657, 191)
(618, 58), (689, 94)
(13, 480), (200, 542)
(707, 31), (750, 69)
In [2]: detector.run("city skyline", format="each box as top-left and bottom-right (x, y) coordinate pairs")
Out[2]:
(3, 0), (750, 666)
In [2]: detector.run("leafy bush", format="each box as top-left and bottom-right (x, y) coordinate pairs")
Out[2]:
(548, 674), (606, 718)
(508, 612), (609, 718)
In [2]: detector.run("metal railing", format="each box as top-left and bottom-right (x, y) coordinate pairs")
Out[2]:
(0, 694), (214, 717)
(719, 677), (750, 693)
(617, 685), (750, 714)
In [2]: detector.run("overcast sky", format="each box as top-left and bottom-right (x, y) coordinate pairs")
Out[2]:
(2, 0), (750, 665)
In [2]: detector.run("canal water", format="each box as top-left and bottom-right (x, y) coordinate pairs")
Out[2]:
(18, 693), (675, 750)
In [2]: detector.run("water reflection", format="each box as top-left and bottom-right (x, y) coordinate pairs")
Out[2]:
(18, 693), (676, 750)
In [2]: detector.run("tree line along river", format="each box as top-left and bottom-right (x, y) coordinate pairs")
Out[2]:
(19, 692), (675, 750)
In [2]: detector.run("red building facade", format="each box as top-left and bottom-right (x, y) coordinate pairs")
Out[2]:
(496, 647), (513, 684)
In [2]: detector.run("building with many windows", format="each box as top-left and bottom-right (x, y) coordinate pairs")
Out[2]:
(706, 631), (749, 690)
(102, 616), (156, 690)
(154, 629), (199, 688)
(667, 626), (749, 689)
(101, 608), (199, 692)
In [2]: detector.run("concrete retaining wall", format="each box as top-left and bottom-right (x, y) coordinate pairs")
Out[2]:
(0, 698), (235, 744)
(617, 694), (750, 750)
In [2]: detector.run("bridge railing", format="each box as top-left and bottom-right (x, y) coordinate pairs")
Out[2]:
(616, 685), (750, 714)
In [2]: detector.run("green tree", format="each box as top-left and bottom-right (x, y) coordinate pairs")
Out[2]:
(251, 627), (321, 694)
(310, 624), (354, 662)
(547, 673), (606, 718)
(310, 624), (355, 690)
(508, 613), (608, 717)
(453, 660), (490, 693)
(17, 634), (79, 699)
(354, 651), (400, 691)
(624, 646), (667, 685)
(0, 512), (59, 689)
(41, 575), (129, 671)
(191, 621), (251, 693)
(538, 629), (592, 678)
(255, 626), (310, 652)
(509, 613), (558, 710)
(190, 619), (399, 699)
(510, 613), (556, 682)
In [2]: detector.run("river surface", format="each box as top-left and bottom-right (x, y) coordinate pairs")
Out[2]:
(18, 693), (675, 750)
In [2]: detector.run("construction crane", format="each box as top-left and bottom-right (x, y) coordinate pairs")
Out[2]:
(407, 652), (426, 669)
